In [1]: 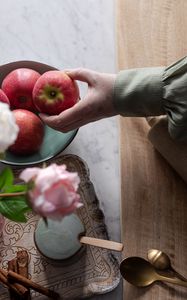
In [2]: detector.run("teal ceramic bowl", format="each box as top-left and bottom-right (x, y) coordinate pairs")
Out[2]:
(1, 126), (77, 166)
(0, 60), (78, 166)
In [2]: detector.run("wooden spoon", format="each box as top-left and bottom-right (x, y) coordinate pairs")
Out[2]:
(79, 235), (123, 252)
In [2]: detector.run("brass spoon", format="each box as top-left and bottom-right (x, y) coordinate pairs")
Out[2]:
(148, 249), (187, 281)
(120, 257), (187, 288)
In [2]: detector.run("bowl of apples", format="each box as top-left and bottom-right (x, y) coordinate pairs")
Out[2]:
(0, 61), (79, 166)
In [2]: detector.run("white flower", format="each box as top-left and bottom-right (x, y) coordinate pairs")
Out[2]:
(0, 103), (19, 153)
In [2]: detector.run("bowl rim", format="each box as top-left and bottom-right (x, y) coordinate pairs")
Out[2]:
(0, 129), (78, 167)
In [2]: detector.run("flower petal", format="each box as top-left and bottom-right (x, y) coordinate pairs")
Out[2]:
(20, 168), (41, 182)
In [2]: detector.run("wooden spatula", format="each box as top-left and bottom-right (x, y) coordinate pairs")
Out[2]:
(79, 236), (124, 252)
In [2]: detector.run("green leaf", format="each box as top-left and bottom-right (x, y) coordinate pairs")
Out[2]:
(3, 184), (28, 193)
(0, 196), (31, 223)
(0, 167), (14, 191)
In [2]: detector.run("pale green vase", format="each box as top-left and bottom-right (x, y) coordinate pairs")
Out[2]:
(34, 214), (85, 260)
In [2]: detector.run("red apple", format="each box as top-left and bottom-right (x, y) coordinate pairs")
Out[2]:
(2, 68), (41, 111)
(0, 89), (10, 105)
(9, 109), (45, 155)
(32, 71), (79, 115)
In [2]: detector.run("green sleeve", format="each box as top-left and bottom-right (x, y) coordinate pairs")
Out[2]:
(113, 56), (187, 141)
(113, 67), (165, 116)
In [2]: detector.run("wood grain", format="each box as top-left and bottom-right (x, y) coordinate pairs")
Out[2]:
(116, 0), (187, 299)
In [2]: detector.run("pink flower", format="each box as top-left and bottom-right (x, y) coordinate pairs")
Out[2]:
(19, 164), (82, 219)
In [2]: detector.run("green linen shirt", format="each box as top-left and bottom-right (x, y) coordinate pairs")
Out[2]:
(113, 56), (187, 141)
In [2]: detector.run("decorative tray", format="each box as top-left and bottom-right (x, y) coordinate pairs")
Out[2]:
(0, 154), (120, 299)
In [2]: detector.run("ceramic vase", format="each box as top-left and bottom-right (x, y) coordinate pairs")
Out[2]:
(34, 213), (85, 260)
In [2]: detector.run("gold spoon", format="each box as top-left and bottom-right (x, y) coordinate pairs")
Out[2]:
(148, 249), (187, 281)
(120, 257), (187, 288)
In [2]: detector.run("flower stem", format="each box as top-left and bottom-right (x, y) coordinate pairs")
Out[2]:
(0, 191), (26, 197)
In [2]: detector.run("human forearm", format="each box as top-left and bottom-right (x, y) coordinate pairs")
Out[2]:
(113, 67), (165, 117)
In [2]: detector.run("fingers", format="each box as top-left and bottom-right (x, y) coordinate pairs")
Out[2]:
(65, 68), (96, 85)
(58, 118), (95, 132)
(39, 100), (89, 132)
(39, 113), (60, 131)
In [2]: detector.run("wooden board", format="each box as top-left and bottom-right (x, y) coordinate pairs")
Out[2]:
(116, 0), (187, 299)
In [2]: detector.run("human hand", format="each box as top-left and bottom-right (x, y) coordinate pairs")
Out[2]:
(39, 68), (117, 132)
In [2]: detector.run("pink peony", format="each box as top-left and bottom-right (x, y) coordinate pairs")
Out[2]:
(19, 164), (82, 219)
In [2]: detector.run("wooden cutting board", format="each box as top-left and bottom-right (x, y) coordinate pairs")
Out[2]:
(116, 0), (187, 299)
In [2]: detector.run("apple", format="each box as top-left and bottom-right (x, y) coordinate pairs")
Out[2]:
(32, 71), (79, 115)
(2, 68), (41, 111)
(0, 89), (10, 105)
(9, 109), (45, 155)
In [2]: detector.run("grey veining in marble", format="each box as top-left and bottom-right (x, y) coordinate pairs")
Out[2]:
(0, 0), (122, 298)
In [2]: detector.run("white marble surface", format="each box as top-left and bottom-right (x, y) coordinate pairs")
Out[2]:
(0, 0), (122, 299)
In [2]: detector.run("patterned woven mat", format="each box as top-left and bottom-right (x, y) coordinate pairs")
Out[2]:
(0, 154), (120, 299)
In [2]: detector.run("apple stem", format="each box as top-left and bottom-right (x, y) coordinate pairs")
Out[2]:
(0, 191), (26, 197)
